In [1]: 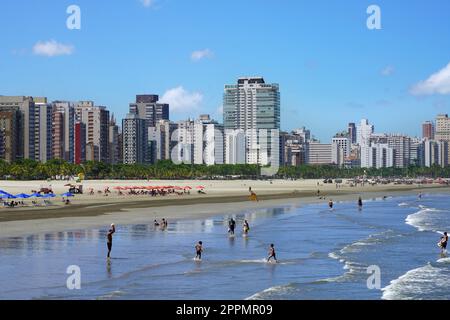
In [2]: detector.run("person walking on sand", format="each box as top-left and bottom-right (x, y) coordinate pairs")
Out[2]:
(267, 243), (277, 263)
(328, 199), (334, 209)
(107, 223), (116, 259)
(195, 241), (203, 260)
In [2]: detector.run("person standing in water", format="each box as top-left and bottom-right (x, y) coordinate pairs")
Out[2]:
(107, 223), (116, 259)
(195, 241), (203, 260)
(243, 220), (250, 235)
(228, 218), (236, 235)
(439, 232), (448, 254)
(267, 243), (277, 263)
(328, 199), (334, 209)
(358, 197), (363, 209)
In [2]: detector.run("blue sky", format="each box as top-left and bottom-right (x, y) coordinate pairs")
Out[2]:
(1, 0), (450, 141)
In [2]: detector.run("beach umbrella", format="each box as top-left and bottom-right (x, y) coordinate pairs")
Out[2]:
(183, 186), (192, 190)
(4, 194), (17, 199)
(15, 193), (31, 199)
(42, 194), (56, 198)
(0, 190), (15, 197)
(30, 193), (42, 198)
(196, 186), (205, 189)
(61, 192), (74, 197)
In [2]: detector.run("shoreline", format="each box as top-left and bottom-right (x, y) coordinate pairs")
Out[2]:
(1, 184), (449, 239)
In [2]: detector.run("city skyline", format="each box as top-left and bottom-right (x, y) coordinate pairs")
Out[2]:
(1, 1), (450, 142)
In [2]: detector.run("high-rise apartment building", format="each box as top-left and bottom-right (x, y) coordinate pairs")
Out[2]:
(357, 119), (374, 146)
(148, 120), (173, 163)
(387, 134), (411, 168)
(76, 104), (109, 162)
(52, 101), (75, 162)
(74, 121), (86, 164)
(108, 114), (120, 164)
(348, 123), (357, 144)
(224, 129), (246, 165)
(307, 143), (332, 165)
(422, 121), (435, 140)
(368, 144), (394, 169)
(332, 135), (351, 166)
(33, 98), (52, 163)
(171, 115), (224, 166)
(0, 109), (20, 162)
(223, 77), (280, 167)
(122, 113), (148, 164)
(435, 114), (450, 141)
(129, 95), (169, 128)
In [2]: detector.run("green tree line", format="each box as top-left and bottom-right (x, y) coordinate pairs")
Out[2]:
(0, 159), (450, 180)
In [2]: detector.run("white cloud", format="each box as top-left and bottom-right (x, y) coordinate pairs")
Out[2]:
(33, 40), (74, 57)
(160, 86), (203, 112)
(381, 65), (395, 76)
(191, 49), (213, 61)
(411, 62), (450, 95)
(140, 0), (154, 7)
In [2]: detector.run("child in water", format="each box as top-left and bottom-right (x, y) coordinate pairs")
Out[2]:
(195, 241), (203, 260)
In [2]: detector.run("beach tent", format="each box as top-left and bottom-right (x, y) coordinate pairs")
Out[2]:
(15, 193), (31, 199)
(61, 192), (74, 197)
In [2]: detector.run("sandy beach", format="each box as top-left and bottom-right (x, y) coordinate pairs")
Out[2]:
(0, 179), (449, 238)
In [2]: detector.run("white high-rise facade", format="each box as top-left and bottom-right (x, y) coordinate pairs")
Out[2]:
(223, 77), (280, 168)
(171, 115), (224, 166)
(357, 119), (374, 146)
(357, 119), (374, 168)
(224, 129), (246, 164)
(331, 136), (350, 166)
(368, 143), (394, 168)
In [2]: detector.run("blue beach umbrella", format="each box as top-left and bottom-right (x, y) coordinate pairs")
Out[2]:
(61, 192), (74, 197)
(30, 193), (42, 198)
(42, 194), (56, 198)
(0, 190), (15, 197)
(15, 193), (31, 199)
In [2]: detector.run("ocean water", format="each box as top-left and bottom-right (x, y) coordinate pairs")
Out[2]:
(0, 193), (449, 300)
